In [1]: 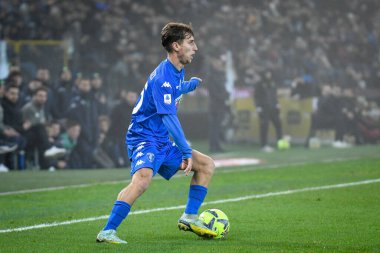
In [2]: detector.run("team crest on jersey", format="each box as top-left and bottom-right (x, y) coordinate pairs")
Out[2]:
(147, 153), (155, 162)
(162, 82), (172, 88)
(164, 94), (172, 104)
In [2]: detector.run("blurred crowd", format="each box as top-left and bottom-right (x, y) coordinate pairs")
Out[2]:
(2, 0), (380, 89)
(0, 68), (138, 171)
(0, 0), (380, 170)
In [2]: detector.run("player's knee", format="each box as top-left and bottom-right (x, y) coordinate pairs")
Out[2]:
(133, 169), (152, 193)
(134, 178), (150, 194)
(203, 156), (215, 177)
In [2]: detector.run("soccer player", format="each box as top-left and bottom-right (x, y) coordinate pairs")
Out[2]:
(96, 22), (216, 244)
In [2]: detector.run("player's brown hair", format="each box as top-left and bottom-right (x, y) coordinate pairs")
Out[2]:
(161, 22), (194, 53)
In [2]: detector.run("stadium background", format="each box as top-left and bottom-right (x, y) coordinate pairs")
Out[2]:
(1, 1), (380, 252)
(1, 0), (380, 159)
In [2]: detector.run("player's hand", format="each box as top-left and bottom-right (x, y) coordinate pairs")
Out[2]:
(180, 78), (202, 94)
(181, 158), (193, 176)
(190, 77), (202, 85)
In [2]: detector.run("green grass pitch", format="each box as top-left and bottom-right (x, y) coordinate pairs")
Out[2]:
(0, 144), (379, 253)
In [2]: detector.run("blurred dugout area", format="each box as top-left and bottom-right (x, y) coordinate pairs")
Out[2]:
(233, 96), (313, 144)
(179, 88), (315, 144)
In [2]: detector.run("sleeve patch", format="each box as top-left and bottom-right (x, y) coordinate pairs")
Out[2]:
(164, 94), (172, 104)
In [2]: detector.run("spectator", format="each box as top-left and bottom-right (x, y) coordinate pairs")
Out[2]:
(58, 120), (81, 169)
(5, 71), (25, 107)
(0, 82), (19, 172)
(44, 120), (63, 171)
(66, 77), (99, 168)
(2, 84), (28, 169)
(35, 67), (56, 118)
(0, 83), (22, 150)
(254, 70), (283, 152)
(207, 55), (229, 153)
(106, 88), (138, 167)
(36, 68), (52, 88)
(22, 87), (51, 126)
(19, 78), (43, 107)
(305, 85), (350, 148)
(340, 88), (362, 144)
(54, 67), (74, 119)
(21, 87), (66, 168)
(91, 73), (108, 116)
(94, 115), (114, 168)
(45, 120), (62, 148)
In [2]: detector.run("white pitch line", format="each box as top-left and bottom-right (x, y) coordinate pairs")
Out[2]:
(1, 178), (379, 234)
(0, 156), (360, 196)
(0, 180), (131, 196)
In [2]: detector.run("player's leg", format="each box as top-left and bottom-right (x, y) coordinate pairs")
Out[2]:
(188, 149), (215, 186)
(97, 142), (162, 244)
(96, 168), (153, 244)
(178, 149), (217, 237)
(117, 168), (153, 204)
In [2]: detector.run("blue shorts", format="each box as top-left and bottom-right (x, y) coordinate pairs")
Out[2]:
(127, 141), (182, 180)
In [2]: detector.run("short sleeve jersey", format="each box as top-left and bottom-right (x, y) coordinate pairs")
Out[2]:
(126, 59), (184, 146)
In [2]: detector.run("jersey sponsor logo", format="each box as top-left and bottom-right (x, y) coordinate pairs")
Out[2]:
(136, 145), (144, 151)
(135, 152), (144, 158)
(162, 82), (172, 88)
(164, 94), (172, 104)
(136, 160), (145, 166)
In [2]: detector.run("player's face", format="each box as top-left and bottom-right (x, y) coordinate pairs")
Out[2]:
(177, 35), (198, 65)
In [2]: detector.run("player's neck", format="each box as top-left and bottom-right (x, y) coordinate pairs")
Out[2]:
(167, 54), (184, 71)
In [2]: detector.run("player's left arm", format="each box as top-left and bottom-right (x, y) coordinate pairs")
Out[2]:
(180, 77), (202, 94)
(161, 114), (193, 175)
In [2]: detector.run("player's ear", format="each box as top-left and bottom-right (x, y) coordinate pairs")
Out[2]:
(171, 41), (181, 52)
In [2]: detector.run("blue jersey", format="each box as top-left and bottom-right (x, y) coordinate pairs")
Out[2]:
(126, 59), (185, 146)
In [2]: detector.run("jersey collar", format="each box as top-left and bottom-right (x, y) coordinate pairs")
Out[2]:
(165, 58), (182, 74)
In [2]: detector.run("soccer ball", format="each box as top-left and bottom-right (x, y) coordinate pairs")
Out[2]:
(199, 209), (230, 239)
(277, 138), (290, 150)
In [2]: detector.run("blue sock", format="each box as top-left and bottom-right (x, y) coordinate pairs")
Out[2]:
(103, 201), (131, 231)
(185, 185), (208, 215)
